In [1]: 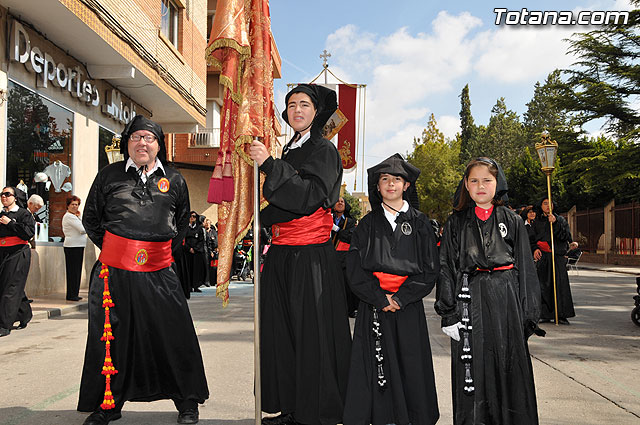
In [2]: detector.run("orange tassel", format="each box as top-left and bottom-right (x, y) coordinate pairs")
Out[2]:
(99, 264), (117, 410)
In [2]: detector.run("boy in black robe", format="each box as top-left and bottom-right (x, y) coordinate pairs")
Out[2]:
(436, 157), (542, 425)
(0, 186), (34, 337)
(343, 154), (440, 425)
(331, 197), (358, 317)
(78, 115), (208, 425)
(249, 84), (351, 425)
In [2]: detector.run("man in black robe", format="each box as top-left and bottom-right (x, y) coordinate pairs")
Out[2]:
(331, 197), (358, 317)
(0, 186), (34, 337)
(78, 115), (208, 425)
(344, 154), (440, 425)
(530, 198), (576, 324)
(184, 211), (207, 292)
(249, 84), (351, 425)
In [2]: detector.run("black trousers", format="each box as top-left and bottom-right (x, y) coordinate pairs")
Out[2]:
(64, 247), (84, 299)
(0, 245), (33, 329)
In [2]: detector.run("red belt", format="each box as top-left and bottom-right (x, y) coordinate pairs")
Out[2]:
(536, 241), (552, 253)
(0, 236), (28, 247)
(99, 231), (172, 272)
(272, 207), (333, 246)
(373, 271), (407, 292)
(477, 263), (514, 272)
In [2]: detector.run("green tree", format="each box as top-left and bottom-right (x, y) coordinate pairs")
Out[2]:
(458, 84), (477, 165)
(407, 114), (462, 223)
(482, 98), (526, 170)
(342, 190), (363, 221)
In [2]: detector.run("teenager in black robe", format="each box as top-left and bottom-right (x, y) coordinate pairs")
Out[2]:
(530, 198), (576, 324)
(185, 211), (207, 292)
(343, 154), (440, 425)
(249, 84), (351, 425)
(203, 218), (218, 287)
(0, 186), (34, 337)
(78, 115), (208, 425)
(331, 197), (358, 317)
(435, 158), (542, 425)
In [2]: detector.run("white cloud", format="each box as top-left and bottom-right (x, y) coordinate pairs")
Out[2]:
(438, 115), (461, 139)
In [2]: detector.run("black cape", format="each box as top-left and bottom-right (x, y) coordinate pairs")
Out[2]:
(0, 206), (34, 330)
(344, 205), (440, 425)
(530, 213), (575, 320)
(78, 161), (208, 412)
(435, 206), (540, 425)
(258, 134), (351, 425)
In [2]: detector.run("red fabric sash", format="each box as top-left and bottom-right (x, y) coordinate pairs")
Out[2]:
(336, 241), (350, 251)
(271, 207), (333, 246)
(373, 271), (408, 292)
(99, 231), (172, 272)
(0, 236), (28, 247)
(537, 241), (552, 253)
(477, 263), (514, 272)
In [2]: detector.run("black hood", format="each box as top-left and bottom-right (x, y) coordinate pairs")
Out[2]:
(120, 115), (167, 164)
(367, 153), (421, 210)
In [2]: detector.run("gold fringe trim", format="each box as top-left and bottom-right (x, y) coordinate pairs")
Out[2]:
(205, 38), (251, 61)
(234, 135), (254, 166)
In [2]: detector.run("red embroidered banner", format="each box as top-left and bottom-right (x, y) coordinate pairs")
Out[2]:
(338, 84), (357, 172)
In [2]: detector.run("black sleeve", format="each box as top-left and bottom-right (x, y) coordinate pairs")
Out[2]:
(172, 179), (190, 255)
(514, 217), (542, 338)
(259, 141), (341, 217)
(393, 217), (440, 308)
(6, 209), (35, 241)
(83, 171), (106, 249)
(345, 218), (390, 310)
(336, 217), (356, 244)
(434, 215), (461, 327)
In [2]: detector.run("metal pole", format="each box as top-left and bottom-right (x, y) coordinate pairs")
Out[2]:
(546, 173), (559, 326)
(253, 148), (261, 424)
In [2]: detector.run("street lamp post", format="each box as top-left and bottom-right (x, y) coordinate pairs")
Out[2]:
(535, 131), (559, 325)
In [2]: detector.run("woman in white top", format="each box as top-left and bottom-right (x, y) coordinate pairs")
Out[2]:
(62, 195), (87, 301)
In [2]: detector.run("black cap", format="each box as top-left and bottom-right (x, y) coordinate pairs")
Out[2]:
(282, 84), (337, 137)
(367, 153), (421, 209)
(120, 115), (167, 163)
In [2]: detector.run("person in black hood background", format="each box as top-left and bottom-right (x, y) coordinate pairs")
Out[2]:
(331, 196), (358, 317)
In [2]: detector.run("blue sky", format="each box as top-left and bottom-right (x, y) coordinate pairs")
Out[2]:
(269, 0), (632, 191)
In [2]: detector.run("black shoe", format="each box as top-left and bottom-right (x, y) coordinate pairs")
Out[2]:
(82, 410), (122, 425)
(262, 413), (294, 425)
(16, 322), (28, 330)
(539, 318), (551, 323)
(193, 288), (202, 293)
(0, 327), (10, 337)
(67, 296), (83, 301)
(558, 318), (570, 325)
(27, 299), (34, 303)
(177, 407), (199, 424)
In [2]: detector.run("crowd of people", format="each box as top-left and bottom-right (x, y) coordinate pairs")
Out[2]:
(0, 83), (584, 425)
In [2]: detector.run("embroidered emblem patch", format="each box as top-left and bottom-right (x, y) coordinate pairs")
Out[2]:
(401, 222), (412, 236)
(0, 239), (6, 245)
(499, 223), (508, 238)
(157, 178), (170, 193)
(135, 248), (149, 265)
(273, 225), (280, 238)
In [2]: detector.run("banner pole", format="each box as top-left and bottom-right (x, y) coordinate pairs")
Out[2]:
(253, 148), (261, 424)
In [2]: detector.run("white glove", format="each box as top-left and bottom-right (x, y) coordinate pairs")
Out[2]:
(442, 322), (465, 341)
(332, 224), (340, 232)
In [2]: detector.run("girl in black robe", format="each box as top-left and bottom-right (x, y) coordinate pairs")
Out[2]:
(435, 158), (542, 425)
(530, 198), (576, 324)
(343, 154), (440, 425)
(249, 84), (351, 425)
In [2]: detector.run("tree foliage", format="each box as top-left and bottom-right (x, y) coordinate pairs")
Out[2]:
(342, 190), (363, 221)
(407, 114), (462, 223)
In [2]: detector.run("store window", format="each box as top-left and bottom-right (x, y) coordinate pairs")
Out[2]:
(161, 0), (179, 47)
(98, 126), (116, 171)
(6, 80), (74, 240)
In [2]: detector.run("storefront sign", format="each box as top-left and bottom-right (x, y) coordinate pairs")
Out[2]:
(11, 21), (136, 124)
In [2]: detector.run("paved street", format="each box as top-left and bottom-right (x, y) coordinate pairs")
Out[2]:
(1, 269), (639, 424)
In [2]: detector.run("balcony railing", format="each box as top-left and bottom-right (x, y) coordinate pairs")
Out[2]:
(190, 127), (220, 148)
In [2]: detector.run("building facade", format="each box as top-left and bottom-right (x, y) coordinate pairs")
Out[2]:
(0, 0), (208, 295)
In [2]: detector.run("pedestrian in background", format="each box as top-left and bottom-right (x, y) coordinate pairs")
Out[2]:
(331, 196), (358, 317)
(0, 186), (34, 337)
(62, 195), (86, 301)
(436, 157), (542, 425)
(203, 218), (217, 287)
(184, 211), (207, 292)
(343, 154), (440, 425)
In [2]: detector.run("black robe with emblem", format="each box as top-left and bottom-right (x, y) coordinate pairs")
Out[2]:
(184, 222), (207, 290)
(435, 206), (540, 425)
(0, 207), (34, 330)
(332, 211), (358, 315)
(529, 213), (575, 320)
(258, 133), (352, 425)
(77, 161), (208, 412)
(343, 205), (440, 425)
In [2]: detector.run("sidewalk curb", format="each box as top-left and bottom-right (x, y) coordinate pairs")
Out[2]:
(578, 264), (640, 276)
(32, 302), (88, 321)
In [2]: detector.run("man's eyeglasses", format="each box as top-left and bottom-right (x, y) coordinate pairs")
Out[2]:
(130, 134), (157, 143)
(0, 192), (14, 197)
